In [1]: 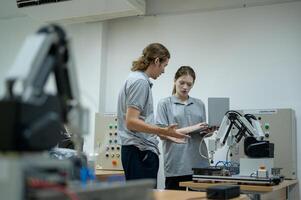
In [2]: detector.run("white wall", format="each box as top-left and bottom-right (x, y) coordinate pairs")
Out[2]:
(103, 2), (301, 189)
(0, 18), (103, 155)
(64, 22), (103, 155)
(0, 17), (42, 96)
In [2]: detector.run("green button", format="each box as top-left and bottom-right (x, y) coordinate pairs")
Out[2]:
(109, 124), (113, 129)
(264, 123), (270, 130)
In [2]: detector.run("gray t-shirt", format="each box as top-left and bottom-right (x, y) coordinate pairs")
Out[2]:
(117, 71), (159, 155)
(156, 95), (209, 177)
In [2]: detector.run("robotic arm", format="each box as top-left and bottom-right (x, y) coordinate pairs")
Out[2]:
(208, 110), (272, 163)
(0, 25), (88, 151)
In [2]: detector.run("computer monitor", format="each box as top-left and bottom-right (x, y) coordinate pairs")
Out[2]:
(208, 97), (230, 127)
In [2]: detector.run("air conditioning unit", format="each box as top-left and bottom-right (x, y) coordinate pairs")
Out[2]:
(17, 0), (72, 8)
(16, 0), (145, 24)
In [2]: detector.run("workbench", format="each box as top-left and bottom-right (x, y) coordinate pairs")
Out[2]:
(179, 180), (298, 200)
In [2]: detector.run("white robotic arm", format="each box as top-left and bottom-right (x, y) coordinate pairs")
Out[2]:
(208, 110), (265, 163)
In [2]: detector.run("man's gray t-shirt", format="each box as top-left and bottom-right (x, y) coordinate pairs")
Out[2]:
(156, 96), (209, 177)
(117, 71), (159, 155)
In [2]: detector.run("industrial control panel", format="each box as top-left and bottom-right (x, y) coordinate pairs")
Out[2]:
(94, 113), (123, 170)
(231, 108), (297, 179)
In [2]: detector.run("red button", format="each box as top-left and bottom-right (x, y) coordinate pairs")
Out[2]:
(112, 160), (117, 166)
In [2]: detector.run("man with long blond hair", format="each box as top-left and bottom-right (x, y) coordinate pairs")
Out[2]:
(117, 43), (189, 187)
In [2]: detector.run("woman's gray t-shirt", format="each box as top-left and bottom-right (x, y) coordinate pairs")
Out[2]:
(156, 95), (209, 177)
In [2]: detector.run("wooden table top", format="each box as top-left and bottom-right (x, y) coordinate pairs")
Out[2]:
(95, 169), (124, 175)
(179, 179), (298, 193)
(154, 190), (248, 200)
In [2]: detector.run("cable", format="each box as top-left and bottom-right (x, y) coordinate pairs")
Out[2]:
(230, 161), (240, 168)
(198, 132), (211, 160)
(226, 146), (232, 163)
(215, 161), (226, 167)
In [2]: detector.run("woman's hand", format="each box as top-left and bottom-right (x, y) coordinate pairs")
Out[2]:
(200, 126), (219, 137)
(196, 122), (209, 132)
(164, 124), (191, 139)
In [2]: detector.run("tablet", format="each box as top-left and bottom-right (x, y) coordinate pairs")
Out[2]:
(208, 97), (229, 127)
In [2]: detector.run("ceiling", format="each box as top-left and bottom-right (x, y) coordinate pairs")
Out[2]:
(0, 0), (300, 20)
(145, 0), (301, 15)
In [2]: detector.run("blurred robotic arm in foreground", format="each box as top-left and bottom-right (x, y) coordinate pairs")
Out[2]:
(0, 25), (88, 151)
(0, 25), (158, 200)
(208, 110), (273, 163)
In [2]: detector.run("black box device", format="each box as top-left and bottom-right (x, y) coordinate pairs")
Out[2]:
(206, 185), (240, 199)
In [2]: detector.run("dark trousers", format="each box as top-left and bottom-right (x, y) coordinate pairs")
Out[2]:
(121, 145), (159, 187)
(165, 175), (193, 190)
